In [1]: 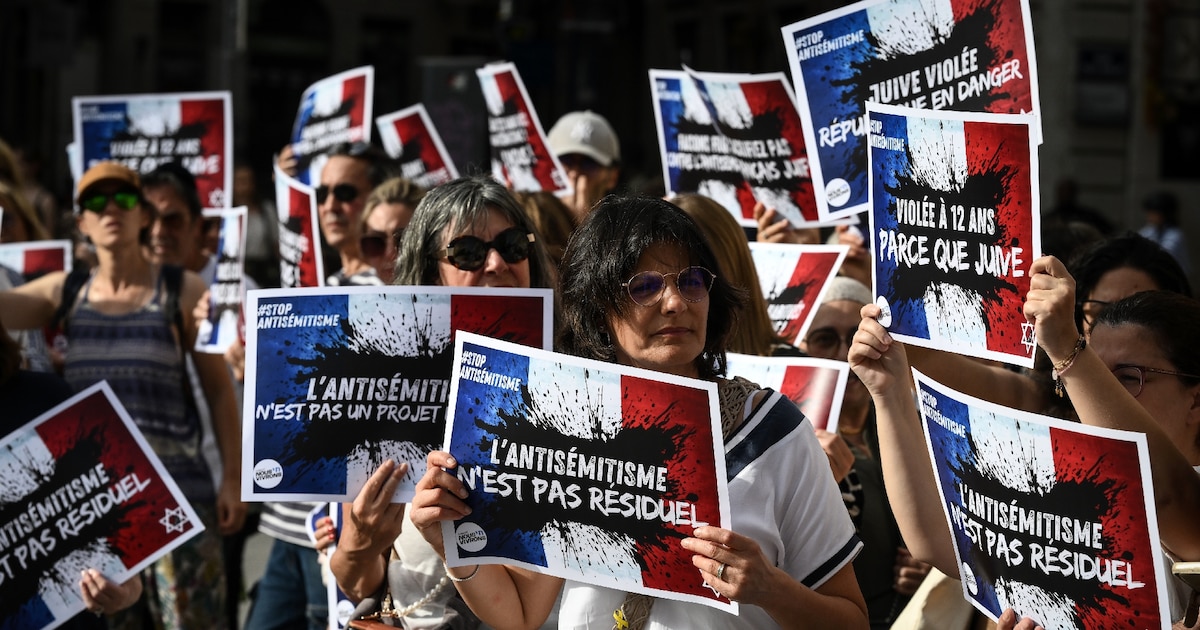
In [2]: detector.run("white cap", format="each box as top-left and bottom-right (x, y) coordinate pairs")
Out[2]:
(547, 110), (620, 167)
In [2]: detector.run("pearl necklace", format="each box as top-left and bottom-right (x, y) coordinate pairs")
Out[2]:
(381, 574), (452, 619)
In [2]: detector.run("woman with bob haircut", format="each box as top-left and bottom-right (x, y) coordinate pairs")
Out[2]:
(407, 195), (868, 629)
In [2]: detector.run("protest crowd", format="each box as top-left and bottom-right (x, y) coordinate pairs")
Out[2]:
(3, 2), (1200, 630)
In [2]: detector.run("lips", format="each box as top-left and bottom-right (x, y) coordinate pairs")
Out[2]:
(654, 327), (692, 337)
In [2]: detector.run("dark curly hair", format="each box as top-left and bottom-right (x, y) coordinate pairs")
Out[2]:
(557, 195), (745, 379)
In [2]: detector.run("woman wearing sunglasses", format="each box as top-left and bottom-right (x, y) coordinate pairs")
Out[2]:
(358, 176), (426, 284)
(0, 161), (245, 626)
(404, 196), (868, 629)
(392, 176), (555, 289)
(333, 176), (556, 628)
(849, 257), (1200, 627)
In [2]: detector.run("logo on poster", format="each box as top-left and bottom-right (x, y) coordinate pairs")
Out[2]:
(826, 178), (850, 207)
(456, 522), (487, 552)
(254, 459), (284, 488)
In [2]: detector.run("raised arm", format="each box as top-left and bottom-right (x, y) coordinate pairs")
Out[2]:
(0, 270), (64, 330)
(904, 344), (1047, 414)
(330, 460), (408, 601)
(181, 271), (245, 534)
(1024, 255), (1200, 561)
(848, 304), (959, 576)
(409, 450), (563, 630)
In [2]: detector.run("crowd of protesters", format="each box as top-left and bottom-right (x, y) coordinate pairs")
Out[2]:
(2, 81), (1200, 630)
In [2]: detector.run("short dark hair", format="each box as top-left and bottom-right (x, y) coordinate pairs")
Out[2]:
(328, 141), (394, 188)
(1097, 291), (1200, 389)
(557, 194), (745, 379)
(142, 161), (202, 220)
(392, 176), (555, 288)
(1069, 233), (1192, 330)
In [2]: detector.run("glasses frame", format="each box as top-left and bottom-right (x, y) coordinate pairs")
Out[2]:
(442, 227), (535, 272)
(360, 229), (404, 259)
(803, 327), (857, 356)
(1078, 299), (1111, 327)
(80, 190), (141, 213)
(315, 183), (360, 205)
(621, 266), (716, 307)
(1112, 364), (1200, 398)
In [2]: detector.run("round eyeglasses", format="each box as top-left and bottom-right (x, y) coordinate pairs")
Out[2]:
(621, 266), (715, 307)
(1112, 364), (1200, 398)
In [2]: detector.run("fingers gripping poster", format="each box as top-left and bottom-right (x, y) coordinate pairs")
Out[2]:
(782, 0), (1040, 221)
(914, 370), (1169, 629)
(243, 286), (553, 503)
(868, 103), (1039, 367)
(441, 333), (735, 612)
(0, 383), (203, 630)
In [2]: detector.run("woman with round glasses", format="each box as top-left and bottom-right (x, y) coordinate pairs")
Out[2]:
(849, 257), (1200, 625)
(407, 195), (868, 629)
(333, 175), (555, 628)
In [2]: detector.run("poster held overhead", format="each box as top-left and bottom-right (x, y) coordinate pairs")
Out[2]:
(781, 0), (1041, 221)
(72, 91), (233, 209)
(290, 66), (375, 186)
(867, 103), (1039, 367)
(375, 104), (459, 189)
(476, 62), (571, 196)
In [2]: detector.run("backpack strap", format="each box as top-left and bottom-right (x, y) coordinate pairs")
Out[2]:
(51, 267), (92, 334)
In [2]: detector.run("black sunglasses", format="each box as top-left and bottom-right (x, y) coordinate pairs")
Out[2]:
(80, 190), (140, 213)
(315, 183), (359, 205)
(361, 229), (404, 259)
(443, 227), (535, 272)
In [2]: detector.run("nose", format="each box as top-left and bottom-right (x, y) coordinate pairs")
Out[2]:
(659, 280), (689, 314)
(480, 247), (509, 274)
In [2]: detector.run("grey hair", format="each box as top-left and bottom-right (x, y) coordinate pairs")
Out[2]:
(392, 176), (555, 288)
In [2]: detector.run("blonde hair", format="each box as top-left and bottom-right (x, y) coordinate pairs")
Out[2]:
(0, 179), (49, 241)
(671, 193), (784, 356)
(513, 191), (576, 267)
(361, 177), (426, 229)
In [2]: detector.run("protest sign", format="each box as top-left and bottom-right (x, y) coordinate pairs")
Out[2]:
(0, 382), (203, 630)
(273, 164), (324, 289)
(782, 0), (1040, 220)
(440, 332), (734, 612)
(243, 286), (554, 503)
(476, 62), (571, 195)
(650, 68), (819, 227)
(72, 91), (233, 208)
(290, 66), (375, 186)
(195, 206), (248, 354)
(725, 353), (848, 432)
(376, 104), (459, 189)
(0, 240), (72, 281)
(748, 242), (848, 345)
(913, 369), (1169, 629)
(868, 103), (1039, 367)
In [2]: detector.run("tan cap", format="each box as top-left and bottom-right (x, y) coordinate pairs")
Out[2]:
(76, 162), (141, 203)
(547, 111), (620, 167)
(821, 276), (873, 307)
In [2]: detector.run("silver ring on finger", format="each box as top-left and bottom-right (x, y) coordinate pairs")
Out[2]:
(716, 562), (727, 581)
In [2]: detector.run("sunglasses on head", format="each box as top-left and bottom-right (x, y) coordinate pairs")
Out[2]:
(622, 266), (715, 307)
(80, 190), (140, 213)
(315, 183), (359, 205)
(443, 227), (535, 272)
(361, 229), (404, 259)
